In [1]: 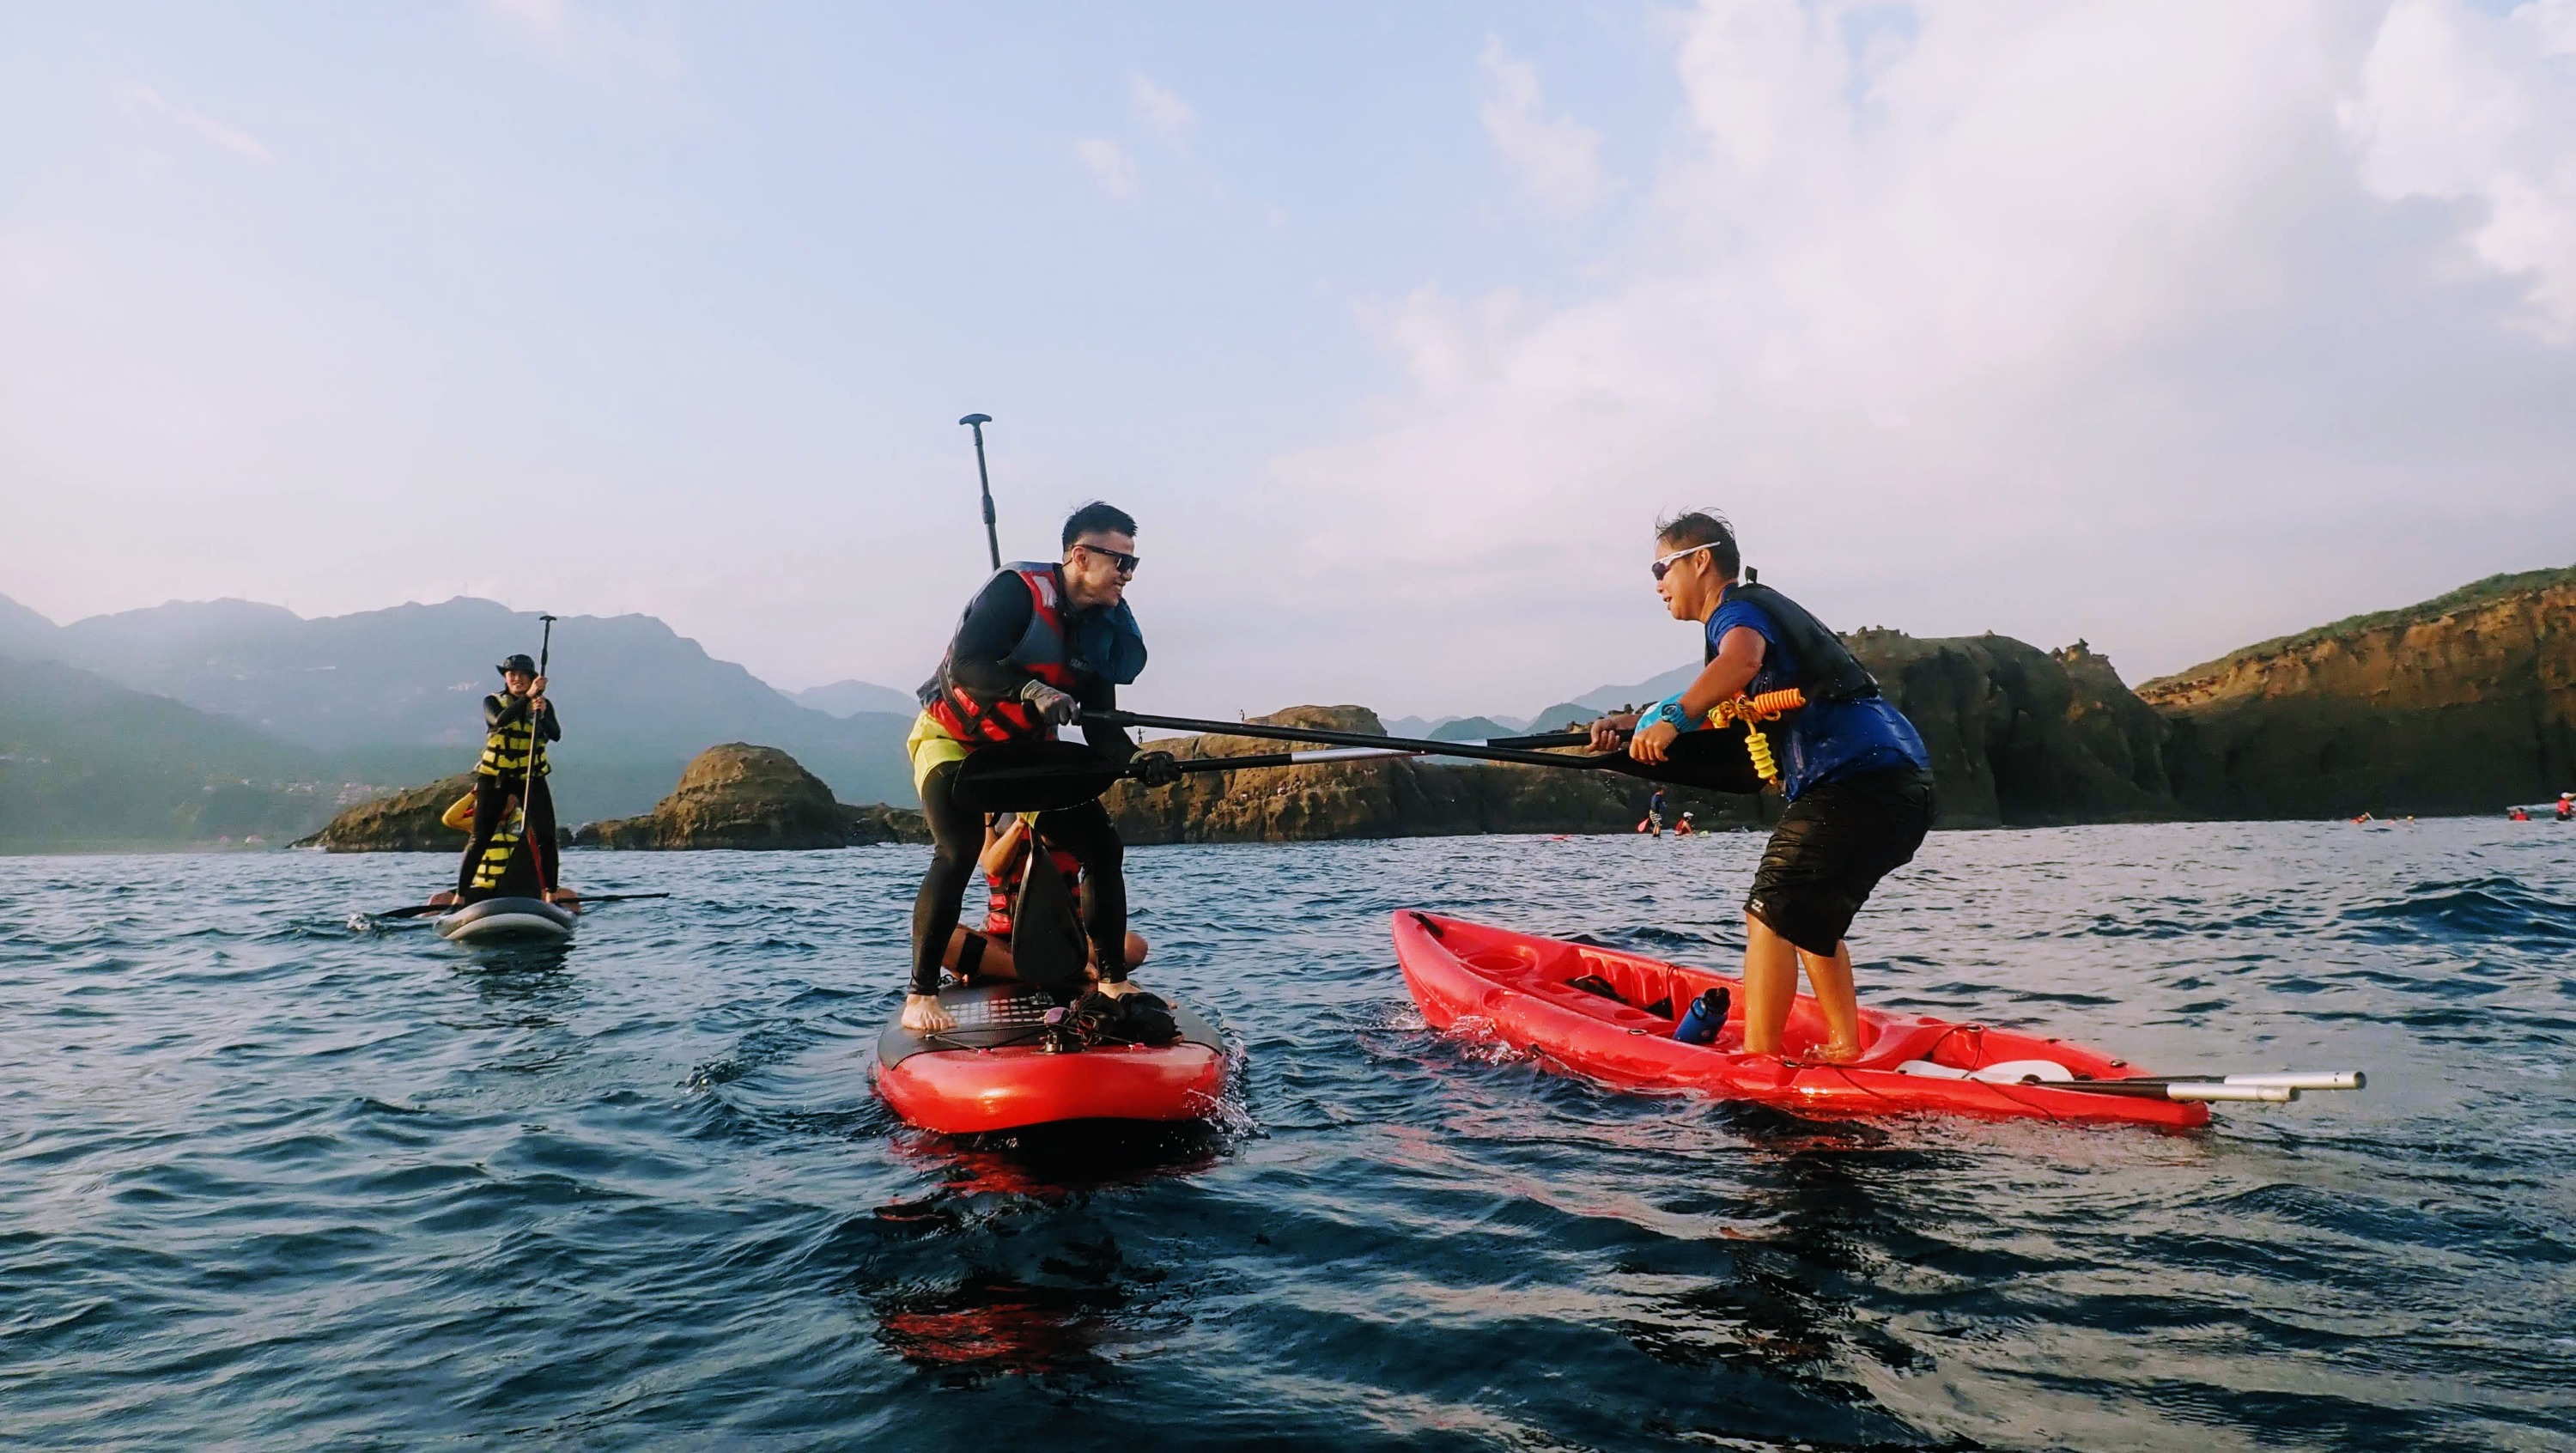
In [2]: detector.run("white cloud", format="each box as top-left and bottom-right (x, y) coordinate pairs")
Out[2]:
(1130, 75), (1197, 150)
(2341, 0), (2576, 337)
(1072, 137), (1141, 199)
(1478, 35), (1606, 212)
(1244, 0), (2576, 711)
(114, 83), (274, 165)
(476, 0), (679, 79)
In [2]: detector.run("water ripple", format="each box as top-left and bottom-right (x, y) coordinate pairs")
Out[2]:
(1, 822), (2571, 1448)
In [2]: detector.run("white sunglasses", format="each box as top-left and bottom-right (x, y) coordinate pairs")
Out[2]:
(1651, 544), (1709, 581)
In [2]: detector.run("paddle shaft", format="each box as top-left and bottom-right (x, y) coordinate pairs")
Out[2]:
(516, 614), (556, 885)
(1088, 709), (1621, 773)
(965, 416), (1000, 571)
(366, 890), (671, 921)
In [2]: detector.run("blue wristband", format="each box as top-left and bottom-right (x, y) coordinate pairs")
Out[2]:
(1648, 694), (1698, 732)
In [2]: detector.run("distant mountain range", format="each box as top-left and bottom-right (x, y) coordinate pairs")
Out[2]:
(783, 678), (920, 717)
(1383, 663), (1698, 740)
(0, 593), (920, 845)
(15, 561), (2561, 849)
(1, 654), (344, 848)
(2, 586), (1703, 848)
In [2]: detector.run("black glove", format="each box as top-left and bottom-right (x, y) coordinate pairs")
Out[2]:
(1016, 679), (1078, 726)
(1133, 751), (1182, 787)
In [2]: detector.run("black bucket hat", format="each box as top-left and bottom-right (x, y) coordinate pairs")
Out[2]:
(496, 654), (538, 675)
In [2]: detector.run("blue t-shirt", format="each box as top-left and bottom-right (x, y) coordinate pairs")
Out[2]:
(1704, 597), (1930, 800)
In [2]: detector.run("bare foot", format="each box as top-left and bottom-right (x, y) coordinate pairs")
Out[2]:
(900, 993), (955, 1033)
(1809, 1039), (1865, 1066)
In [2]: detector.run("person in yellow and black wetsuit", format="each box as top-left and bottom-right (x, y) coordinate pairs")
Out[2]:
(901, 502), (1182, 1034)
(424, 795), (548, 907)
(457, 653), (565, 901)
(942, 812), (1151, 985)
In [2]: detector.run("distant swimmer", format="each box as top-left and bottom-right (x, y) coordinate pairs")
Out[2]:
(2510, 806), (2531, 822)
(2560, 793), (2573, 822)
(1586, 511), (1933, 1064)
(458, 654), (566, 903)
(1674, 811), (1697, 837)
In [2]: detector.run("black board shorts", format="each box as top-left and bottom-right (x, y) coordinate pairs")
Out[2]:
(1746, 766), (1934, 956)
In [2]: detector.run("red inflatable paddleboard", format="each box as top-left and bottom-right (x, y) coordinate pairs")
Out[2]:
(874, 981), (1228, 1134)
(1393, 912), (2216, 1128)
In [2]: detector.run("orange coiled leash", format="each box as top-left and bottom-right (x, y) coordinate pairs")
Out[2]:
(1704, 688), (1806, 784)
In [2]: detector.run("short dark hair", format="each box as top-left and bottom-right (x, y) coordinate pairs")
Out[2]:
(1656, 510), (1740, 580)
(1062, 502), (1138, 551)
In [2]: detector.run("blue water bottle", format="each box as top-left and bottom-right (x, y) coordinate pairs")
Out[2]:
(1674, 988), (1730, 1046)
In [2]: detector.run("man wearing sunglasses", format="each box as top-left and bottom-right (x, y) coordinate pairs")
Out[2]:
(902, 501), (1181, 1033)
(1587, 511), (1932, 1064)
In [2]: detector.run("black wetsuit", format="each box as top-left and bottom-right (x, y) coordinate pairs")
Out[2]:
(910, 570), (1138, 999)
(457, 694), (562, 897)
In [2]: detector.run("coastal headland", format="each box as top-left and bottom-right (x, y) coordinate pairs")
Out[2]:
(9, 563), (2572, 849)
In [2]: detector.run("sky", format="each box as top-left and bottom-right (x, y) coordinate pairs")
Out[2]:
(3, 0), (2571, 721)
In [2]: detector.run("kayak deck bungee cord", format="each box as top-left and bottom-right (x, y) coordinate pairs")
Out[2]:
(1393, 913), (2363, 1129)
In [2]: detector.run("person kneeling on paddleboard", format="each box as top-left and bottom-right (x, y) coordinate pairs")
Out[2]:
(457, 654), (567, 903)
(942, 811), (1151, 986)
(902, 501), (1181, 1034)
(426, 792), (555, 907)
(1587, 511), (1934, 1063)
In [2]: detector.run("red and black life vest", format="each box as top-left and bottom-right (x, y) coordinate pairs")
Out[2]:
(983, 830), (1084, 940)
(920, 562), (1084, 745)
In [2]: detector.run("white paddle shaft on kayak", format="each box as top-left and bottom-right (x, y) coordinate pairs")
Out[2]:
(1896, 1060), (2363, 1103)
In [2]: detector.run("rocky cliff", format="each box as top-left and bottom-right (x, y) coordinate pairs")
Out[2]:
(570, 744), (928, 848)
(1850, 632), (2176, 827)
(2139, 567), (2576, 818)
(1103, 706), (1771, 843)
(1103, 635), (2190, 842)
(294, 775), (483, 852)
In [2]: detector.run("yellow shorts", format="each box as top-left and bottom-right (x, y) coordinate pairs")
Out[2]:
(906, 711), (971, 798)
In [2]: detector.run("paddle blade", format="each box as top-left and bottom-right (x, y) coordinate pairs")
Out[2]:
(950, 739), (1124, 813)
(1605, 729), (1768, 795)
(1009, 829), (1091, 999)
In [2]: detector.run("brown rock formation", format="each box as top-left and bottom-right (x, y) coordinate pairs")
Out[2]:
(1850, 631), (2177, 827)
(293, 774), (478, 851)
(2139, 566), (2576, 818)
(1100, 637), (2193, 841)
(569, 743), (929, 848)
(1103, 705), (1768, 843)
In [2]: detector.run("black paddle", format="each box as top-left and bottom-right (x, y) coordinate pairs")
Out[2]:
(948, 718), (1760, 814)
(951, 738), (1429, 814)
(960, 413), (1002, 571)
(358, 891), (672, 921)
(1087, 709), (1763, 793)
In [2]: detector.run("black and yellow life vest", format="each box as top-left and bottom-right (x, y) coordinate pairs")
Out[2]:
(469, 823), (526, 893)
(477, 697), (551, 778)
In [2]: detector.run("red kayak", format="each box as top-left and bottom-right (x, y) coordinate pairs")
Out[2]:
(873, 981), (1228, 1134)
(1394, 912), (2224, 1128)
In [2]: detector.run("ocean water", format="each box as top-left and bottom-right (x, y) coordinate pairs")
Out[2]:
(1, 821), (2570, 1450)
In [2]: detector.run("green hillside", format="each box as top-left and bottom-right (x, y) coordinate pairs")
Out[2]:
(0, 654), (362, 848)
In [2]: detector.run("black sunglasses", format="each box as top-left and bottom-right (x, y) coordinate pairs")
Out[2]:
(1075, 543), (1140, 576)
